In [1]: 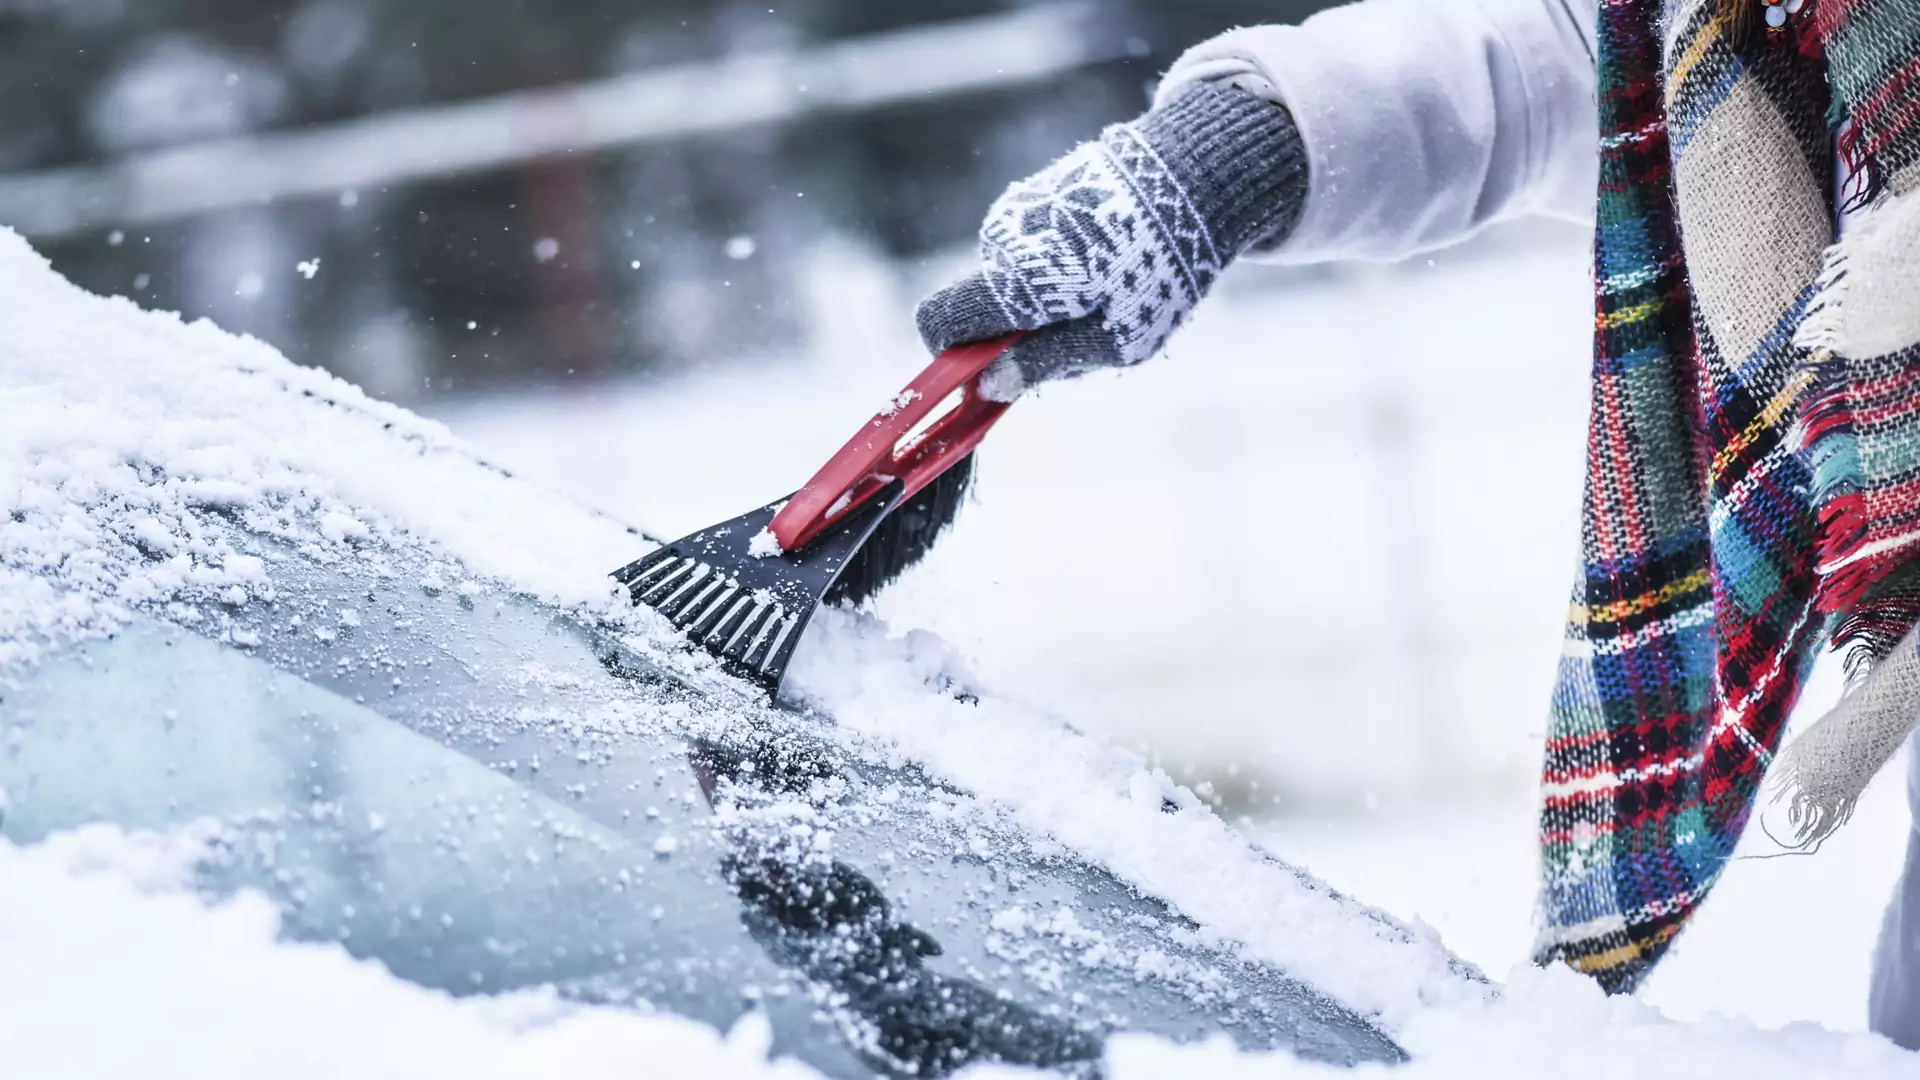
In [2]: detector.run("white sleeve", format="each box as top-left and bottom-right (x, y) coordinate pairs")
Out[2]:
(1157, 0), (1598, 264)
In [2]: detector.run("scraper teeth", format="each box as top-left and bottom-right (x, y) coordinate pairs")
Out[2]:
(742, 613), (781, 669)
(656, 562), (717, 618)
(755, 614), (799, 674)
(735, 603), (785, 666)
(700, 592), (756, 649)
(682, 582), (740, 632)
(634, 558), (699, 605)
(719, 598), (766, 656)
(722, 601), (777, 662)
(614, 548), (678, 590)
(665, 575), (724, 623)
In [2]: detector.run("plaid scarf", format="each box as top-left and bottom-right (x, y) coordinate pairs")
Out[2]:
(1536, 0), (1920, 992)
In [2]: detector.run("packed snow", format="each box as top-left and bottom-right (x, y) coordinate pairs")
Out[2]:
(2, 220), (1917, 1077)
(5, 826), (1914, 1079)
(0, 225), (637, 671)
(0, 827), (821, 1080)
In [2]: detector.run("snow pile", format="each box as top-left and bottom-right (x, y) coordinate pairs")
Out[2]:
(7, 824), (1909, 1080)
(0, 227), (636, 669)
(785, 608), (1481, 1028)
(1080, 965), (1920, 1079)
(0, 827), (820, 1080)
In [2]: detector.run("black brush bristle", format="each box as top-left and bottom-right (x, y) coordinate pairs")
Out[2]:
(824, 452), (975, 608)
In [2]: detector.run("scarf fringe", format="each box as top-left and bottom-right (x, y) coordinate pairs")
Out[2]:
(1765, 749), (1861, 852)
(1769, 616), (1920, 850)
(1792, 318), (1876, 616)
(1767, 169), (1920, 849)
(1835, 120), (1884, 214)
(1793, 189), (1920, 624)
(1793, 240), (1850, 354)
(1833, 589), (1920, 678)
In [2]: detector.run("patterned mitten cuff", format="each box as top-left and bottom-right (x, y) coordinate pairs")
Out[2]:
(973, 81), (1307, 367)
(1132, 81), (1310, 258)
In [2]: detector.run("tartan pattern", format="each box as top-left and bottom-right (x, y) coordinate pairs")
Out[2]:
(1799, 339), (1920, 656)
(1818, 0), (1920, 195)
(1799, 0), (1920, 654)
(1535, 0), (1836, 991)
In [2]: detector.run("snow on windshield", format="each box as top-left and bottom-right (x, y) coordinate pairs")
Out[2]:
(0, 227), (638, 668)
(0, 825), (824, 1080)
(2, 227), (1915, 1076)
(6, 825), (1909, 1080)
(0, 223), (1471, 1025)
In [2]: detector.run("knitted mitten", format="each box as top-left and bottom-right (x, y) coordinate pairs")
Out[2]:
(917, 81), (1308, 401)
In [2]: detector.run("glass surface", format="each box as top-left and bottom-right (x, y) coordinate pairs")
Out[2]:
(0, 547), (1402, 1077)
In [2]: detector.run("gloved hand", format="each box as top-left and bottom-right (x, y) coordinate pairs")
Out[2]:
(917, 80), (1309, 402)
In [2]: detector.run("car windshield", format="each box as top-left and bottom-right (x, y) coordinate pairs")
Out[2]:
(0, 544), (1401, 1077)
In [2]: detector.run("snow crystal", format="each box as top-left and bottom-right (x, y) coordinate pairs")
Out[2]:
(296, 259), (321, 280)
(652, 835), (678, 857)
(318, 511), (369, 544)
(880, 388), (922, 417)
(130, 516), (180, 556)
(725, 236), (757, 261)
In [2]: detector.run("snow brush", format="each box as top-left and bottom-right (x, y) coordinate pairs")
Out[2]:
(612, 333), (1023, 692)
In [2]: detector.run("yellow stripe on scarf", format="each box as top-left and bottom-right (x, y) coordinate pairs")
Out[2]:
(1708, 370), (1813, 486)
(1665, 11), (1727, 108)
(1572, 922), (1687, 976)
(1571, 569), (1713, 626)
(1597, 297), (1668, 330)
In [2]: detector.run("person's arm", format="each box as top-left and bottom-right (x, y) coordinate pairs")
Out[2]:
(917, 0), (1598, 396)
(1162, 0), (1597, 263)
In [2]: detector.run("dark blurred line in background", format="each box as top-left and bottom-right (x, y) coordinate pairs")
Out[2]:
(0, 0), (1329, 401)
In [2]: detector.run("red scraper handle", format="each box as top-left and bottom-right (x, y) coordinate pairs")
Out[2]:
(769, 333), (1024, 552)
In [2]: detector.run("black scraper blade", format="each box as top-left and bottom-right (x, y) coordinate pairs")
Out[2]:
(613, 479), (909, 692)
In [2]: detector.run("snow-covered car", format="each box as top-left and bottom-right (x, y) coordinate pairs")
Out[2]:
(0, 231), (1464, 1076)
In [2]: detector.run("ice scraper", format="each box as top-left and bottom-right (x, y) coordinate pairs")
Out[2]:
(611, 333), (1022, 691)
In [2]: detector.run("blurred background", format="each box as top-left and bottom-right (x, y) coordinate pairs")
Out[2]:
(2, 0), (1331, 398)
(0, 0), (1586, 804)
(7, 0), (1902, 1026)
